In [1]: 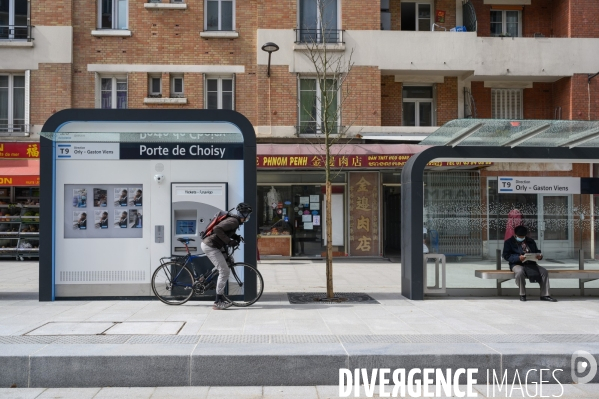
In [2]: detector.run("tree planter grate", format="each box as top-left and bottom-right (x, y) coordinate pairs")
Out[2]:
(286, 292), (379, 304)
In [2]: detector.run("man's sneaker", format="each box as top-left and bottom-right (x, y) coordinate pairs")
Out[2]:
(212, 300), (233, 310)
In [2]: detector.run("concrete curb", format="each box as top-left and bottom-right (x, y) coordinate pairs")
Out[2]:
(1, 341), (598, 388)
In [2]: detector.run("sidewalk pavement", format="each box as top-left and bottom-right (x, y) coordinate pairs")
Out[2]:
(1, 260), (599, 390)
(2, 384), (599, 399)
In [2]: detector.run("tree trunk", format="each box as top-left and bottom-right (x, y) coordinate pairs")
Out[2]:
(326, 179), (333, 298)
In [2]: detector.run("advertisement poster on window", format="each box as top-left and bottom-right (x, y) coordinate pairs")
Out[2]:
(64, 184), (143, 239)
(436, 10), (446, 23)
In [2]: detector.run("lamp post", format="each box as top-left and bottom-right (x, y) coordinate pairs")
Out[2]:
(261, 42), (279, 78)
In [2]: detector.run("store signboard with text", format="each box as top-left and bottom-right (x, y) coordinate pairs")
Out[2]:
(257, 155), (491, 169)
(349, 172), (379, 256)
(0, 142), (40, 159)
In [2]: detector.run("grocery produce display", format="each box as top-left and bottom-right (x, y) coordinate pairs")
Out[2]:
(0, 204), (40, 260)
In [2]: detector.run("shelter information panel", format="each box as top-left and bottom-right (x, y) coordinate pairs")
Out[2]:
(63, 184), (143, 239)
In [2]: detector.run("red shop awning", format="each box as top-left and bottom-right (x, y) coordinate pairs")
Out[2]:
(0, 159), (40, 186)
(256, 144), (492, 169)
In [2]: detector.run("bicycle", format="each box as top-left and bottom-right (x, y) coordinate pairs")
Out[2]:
(151, 237), (264, 307)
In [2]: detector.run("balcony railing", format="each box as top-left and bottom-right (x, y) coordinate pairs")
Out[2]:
(294, 29), (344, 44)
(0, 124), (31, 137)
(296, 123), (342, 136)
(0, 25), (34, 41)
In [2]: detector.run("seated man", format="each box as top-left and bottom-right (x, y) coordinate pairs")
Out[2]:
(502, 225), (557, 302)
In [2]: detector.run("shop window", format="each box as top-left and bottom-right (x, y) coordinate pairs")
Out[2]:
(402, 85), (434, 127)
(0, 74), (26, 133)
(205, 0), (234, 31)
(170, 75), (184, 98)
(491, 89), (522, 119)
(298, 78), (338, 134)
(298, 0), (339, 43)
(148, 75), (161, 97)
(400, 1), (431, 31)
(98, 0), (128, 30)
(0, 0), (29, 40)
(490, 10), (521, 37)
(205, 77), (234, 110)
(100, 77), (128, 109)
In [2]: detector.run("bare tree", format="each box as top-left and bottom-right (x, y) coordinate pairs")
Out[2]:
(297, 0), (357, 300)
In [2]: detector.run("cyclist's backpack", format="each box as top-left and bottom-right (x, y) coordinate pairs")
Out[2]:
(200, 209), (231, 239)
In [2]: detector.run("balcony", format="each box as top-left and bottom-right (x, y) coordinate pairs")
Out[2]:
(0, 25), (33, 43)
(258, 29), (599, 79)
(295, 123), (343, 136)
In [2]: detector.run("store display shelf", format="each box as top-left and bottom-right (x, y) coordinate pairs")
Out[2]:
(17, 248), (39, 252)
(19, 232), (39, 236)
(0, 232), (19, 237)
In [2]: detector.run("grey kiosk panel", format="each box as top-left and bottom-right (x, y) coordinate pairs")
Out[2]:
(171, 183), (228, 255)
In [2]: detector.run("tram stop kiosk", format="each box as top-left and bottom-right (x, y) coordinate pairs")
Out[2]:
(39, 109), (257, 301)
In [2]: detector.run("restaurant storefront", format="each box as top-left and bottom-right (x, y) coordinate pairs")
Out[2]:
(256, 144), (491, 259)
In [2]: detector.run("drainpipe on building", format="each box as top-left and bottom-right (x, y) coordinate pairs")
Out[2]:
(588, 73), (599, 121)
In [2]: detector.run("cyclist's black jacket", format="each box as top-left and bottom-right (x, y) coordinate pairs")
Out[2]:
(203, 215), (241, 249)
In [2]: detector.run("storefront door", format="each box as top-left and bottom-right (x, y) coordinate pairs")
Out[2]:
(383, 185), (401, 257)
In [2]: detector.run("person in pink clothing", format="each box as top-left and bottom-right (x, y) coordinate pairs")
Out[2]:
(504, 209), (523, 241)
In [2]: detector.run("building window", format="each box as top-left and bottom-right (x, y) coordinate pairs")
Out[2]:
(298, 0), (339, 43)
(0, 75), (25, 132)
(148, 76), (161, 97)
(205, 0), (234, 31)
(492, 89), (522, 119)
(400, 1), (431, 31)
(101, 77), (127, 109)
(402, 85), (434, 126)
(298, 78), (338, 134)
(170, 75), (184, 98)
(205, 77), (234, 109)
(0, 0), (28, 40)
(98, 0), (128, 30)
(490, 10), (521, 37)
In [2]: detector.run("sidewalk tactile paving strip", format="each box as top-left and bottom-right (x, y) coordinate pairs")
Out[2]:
(542, 334), (599, 343)
(0, 336), (59, 344)
(339, 335), (410, 344)
(404, 334), (479, 344)
(127, 335), (200, 344)
(473, 334), (548, 343)
(198, 335), (270, 344)
(271, 335), (339, 343)
(53, 335), (132, 344)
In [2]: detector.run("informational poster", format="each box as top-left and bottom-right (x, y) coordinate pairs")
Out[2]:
(310, 202), (320, 210)
(302, 214), (312, 222)
(313, 215), (321, 226)
(64, 184), (143, 239)
(309, 195), (319, 202)
(300, 196), (310, 205)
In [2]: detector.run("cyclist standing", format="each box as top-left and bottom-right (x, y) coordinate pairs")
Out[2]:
(200, 203), (252, 310)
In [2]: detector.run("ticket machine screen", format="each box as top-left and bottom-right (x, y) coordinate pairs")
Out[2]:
(176, 220), (196, 235)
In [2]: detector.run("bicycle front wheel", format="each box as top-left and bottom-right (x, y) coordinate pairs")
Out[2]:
(223, 263), (264, 307)
(152, 262), (194, 305)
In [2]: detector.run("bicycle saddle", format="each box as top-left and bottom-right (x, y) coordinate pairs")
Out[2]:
(177, 237), (195, 243)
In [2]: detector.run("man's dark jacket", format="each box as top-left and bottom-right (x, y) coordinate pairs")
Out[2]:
(502, 235), (545, 284)
(203, 215), (241, 249)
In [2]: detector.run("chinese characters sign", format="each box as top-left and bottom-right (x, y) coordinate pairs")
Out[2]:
(257, 155), (491, 169)
(0, 142), (40, 159)
(349, 172), (379, 256)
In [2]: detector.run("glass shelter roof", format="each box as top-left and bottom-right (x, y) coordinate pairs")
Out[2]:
(420, 119), (599, 148)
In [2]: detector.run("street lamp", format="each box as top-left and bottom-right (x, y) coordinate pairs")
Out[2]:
(261, 42), (279, 78)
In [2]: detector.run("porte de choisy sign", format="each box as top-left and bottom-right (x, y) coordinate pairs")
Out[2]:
(55, 143), (244, 160)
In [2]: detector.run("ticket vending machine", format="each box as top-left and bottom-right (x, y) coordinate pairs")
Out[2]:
(171, 183), (228, 255)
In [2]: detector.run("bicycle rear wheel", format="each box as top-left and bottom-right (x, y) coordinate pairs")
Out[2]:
(223, 263), (264, 307)
(152, 262), (194, 305)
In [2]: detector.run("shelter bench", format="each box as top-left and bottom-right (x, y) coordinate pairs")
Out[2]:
(475, 269), (599, 296)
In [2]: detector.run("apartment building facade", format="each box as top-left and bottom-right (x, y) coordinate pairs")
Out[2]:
(2, 0), (599, 260)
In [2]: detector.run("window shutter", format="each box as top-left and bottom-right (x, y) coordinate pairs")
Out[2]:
(95, 73), (101, 108)
(24, 70), (30, 133)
